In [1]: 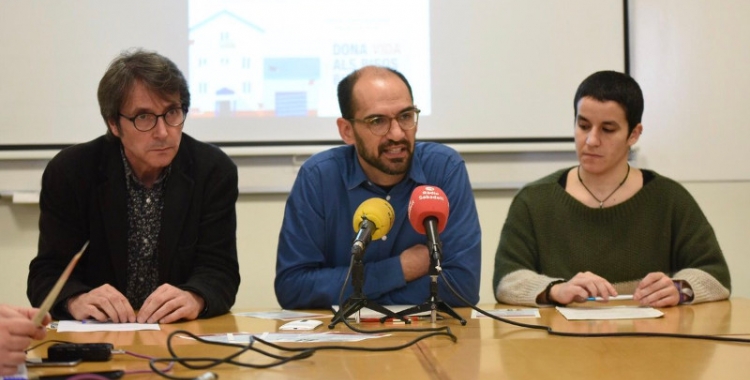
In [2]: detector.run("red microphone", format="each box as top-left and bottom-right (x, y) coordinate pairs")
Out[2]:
(408, 185), (449, 260)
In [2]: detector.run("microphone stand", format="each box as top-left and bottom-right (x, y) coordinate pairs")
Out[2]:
(394, 219), (466, 325)
(329, 220), (410, 329)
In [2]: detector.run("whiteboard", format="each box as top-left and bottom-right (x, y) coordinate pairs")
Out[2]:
(0, 0), (624, 149)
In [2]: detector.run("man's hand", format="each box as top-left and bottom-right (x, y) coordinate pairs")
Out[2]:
(0, 304), (50, 375)
(634, 272), (680, 307)
(549, 271), (618, 305)
(137, 284), (205, 324)
(67, 284), (136, 323)
(399, 244), (430, 282)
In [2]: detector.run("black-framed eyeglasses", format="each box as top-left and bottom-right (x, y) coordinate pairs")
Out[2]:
(119, 107), (187, 132)
(349, 107), (421, 136)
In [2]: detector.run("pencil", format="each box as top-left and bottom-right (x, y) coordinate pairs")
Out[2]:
(32, 241), (88, 326)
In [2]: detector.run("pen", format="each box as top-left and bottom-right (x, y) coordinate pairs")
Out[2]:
(358, 315), (443, 323)
(586, 295), (634, 301)
(33, 241), (88, 326)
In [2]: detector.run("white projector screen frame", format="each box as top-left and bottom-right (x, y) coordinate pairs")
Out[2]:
(0, 0), (624, 151)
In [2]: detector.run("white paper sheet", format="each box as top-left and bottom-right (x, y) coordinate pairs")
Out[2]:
(57, 320), (160, 332)
(189, 332), (388, 344)
(234, 310), (331, 320)
(556, 306), (664, 320)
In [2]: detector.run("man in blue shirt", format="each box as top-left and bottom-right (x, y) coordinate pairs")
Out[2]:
(275, 66), (481, 309)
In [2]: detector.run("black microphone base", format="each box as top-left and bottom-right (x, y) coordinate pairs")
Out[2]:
(329, 297), (411, 328)
(395, 300), (467, 326)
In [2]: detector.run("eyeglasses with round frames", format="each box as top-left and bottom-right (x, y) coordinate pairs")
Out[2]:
(119, 107), (187, 132)
(349, 108), (421, 136)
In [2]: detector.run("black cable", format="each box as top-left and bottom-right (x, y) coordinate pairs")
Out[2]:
(147, 330), (315, 379)
(25, 339), (75, 353)
(439, 270), (750, 344)
(336, 254), (355, 309)
(145, 261), (461, 380)
(253, 329), (457, 353)
(148, 325), (456, 380)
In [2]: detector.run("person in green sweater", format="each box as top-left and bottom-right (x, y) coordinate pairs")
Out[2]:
(493, 71), (731, 308)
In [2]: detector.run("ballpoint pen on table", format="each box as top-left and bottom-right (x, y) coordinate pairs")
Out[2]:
(358, 315), (443, 323)
(586, 295), (634, 302)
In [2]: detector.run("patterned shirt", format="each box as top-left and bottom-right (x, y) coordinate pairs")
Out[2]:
(120, 148), (170, 308)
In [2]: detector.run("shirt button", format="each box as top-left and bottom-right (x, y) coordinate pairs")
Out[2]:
(381, 235), (388, 241)
(385, 195), (391, 201)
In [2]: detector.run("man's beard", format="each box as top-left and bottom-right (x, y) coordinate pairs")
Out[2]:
(355, 135), (413, 176)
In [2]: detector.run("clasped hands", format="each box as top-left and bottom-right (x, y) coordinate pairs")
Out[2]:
(548, 271), (681, 307)
(66, 283), (204, 324)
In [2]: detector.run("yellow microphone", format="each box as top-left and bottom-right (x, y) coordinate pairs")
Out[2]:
(350, 198), (395, 255)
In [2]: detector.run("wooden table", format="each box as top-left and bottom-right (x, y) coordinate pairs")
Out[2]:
(27, 298), (750, 379)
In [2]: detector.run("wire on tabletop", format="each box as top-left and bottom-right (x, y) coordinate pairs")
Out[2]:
(24, 339), (75, 354)
(24, 341), (174, 379)
(145, 329), (314, 379)
(438, 270), (750, 344)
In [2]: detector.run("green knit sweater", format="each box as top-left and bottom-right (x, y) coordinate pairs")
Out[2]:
(493, 168), (731, 306)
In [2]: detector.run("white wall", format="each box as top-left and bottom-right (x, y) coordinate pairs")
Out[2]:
(630, 0), (750, 181)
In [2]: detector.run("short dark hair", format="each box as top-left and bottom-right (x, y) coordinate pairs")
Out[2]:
(574, 71), (643, 134)
(337, 66), (413, 120)
(98, 48), (190, 139)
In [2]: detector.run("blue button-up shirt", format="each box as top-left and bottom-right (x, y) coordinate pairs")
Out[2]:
(275, 142), (481, 309)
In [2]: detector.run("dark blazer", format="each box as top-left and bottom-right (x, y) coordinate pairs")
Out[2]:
(27, 134), (240, 319)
